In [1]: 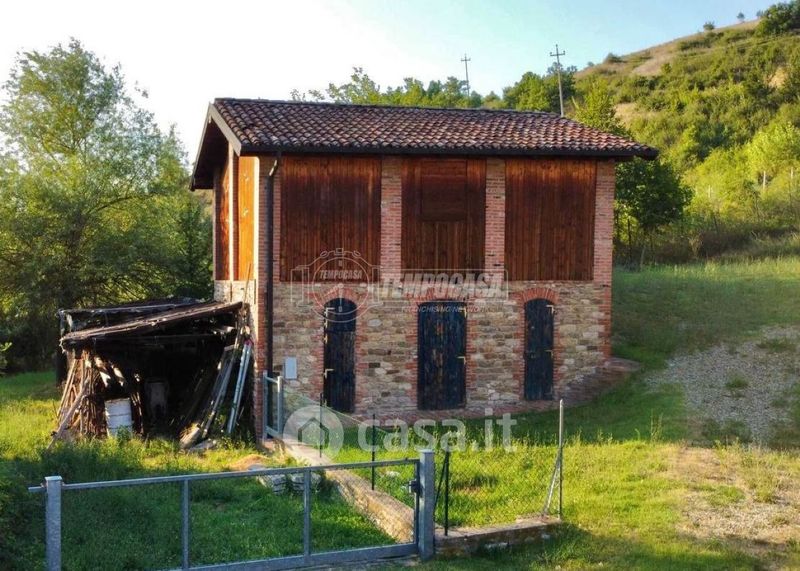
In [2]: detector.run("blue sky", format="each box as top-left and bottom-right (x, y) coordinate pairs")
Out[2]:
(0, 0), (775, 157)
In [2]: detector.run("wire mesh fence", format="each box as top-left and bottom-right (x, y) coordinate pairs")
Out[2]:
(30, 459), (419, 570)
(265, 375), (564, 533)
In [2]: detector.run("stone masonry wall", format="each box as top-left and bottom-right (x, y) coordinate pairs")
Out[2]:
(262, 280), (608, 419)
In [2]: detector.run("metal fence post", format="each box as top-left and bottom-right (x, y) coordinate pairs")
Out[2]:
(181, 479), (190, 569)
(443, 449), (450, 536)
(418, 449), (435, 561)
(277, 375), (284, 433)
(558, 398), (564, 519)
(371, 413), (376, 490)
(268, 371), (275, 440)
(44, 476), (62, 571)
(303, 470), (312, 562)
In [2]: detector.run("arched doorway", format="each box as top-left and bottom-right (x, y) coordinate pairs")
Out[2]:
(323, 298), (356, 413)
(524, 298), (554, 400)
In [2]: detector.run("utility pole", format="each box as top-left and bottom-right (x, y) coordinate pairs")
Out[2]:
(461, 53), (471, 96)
(550, 44), (566, 116)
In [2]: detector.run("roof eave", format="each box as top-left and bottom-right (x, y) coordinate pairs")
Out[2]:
(239, 143), (658, 161)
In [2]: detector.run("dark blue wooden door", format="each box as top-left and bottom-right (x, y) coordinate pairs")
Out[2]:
(524, 299), (554, 400)
(418, 301), (466, 410)
(323, 298), (356, 413)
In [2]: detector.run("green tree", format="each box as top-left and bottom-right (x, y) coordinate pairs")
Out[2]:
(746, 121), (800, 187)
(503, 65), (575, 113)
(0, 40), (211, 369)
(573, 80), (625, 135)
(304, 67), (478, 108)
(757, 0), (800, 35)
(0, 342), (9, 375)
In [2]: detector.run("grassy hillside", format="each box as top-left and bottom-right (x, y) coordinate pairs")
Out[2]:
(577, 20), (799, 164)
(571, 13), (800, 264)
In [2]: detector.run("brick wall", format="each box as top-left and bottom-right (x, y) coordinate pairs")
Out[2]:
(593, 160), (615, 358)
(484, 158), (506, 280)
(380, 156), (402, 280)
(216, 154), (617, 426)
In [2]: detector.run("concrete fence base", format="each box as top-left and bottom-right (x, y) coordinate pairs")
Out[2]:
(435, 516), (561, 557)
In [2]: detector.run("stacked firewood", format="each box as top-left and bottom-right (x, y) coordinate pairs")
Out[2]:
(50, 351), (145, 446)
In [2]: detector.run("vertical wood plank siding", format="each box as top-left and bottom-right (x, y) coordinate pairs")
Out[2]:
(216, 157), (231, 280)
(280, 156), (381, 280)
(505, 158), (597, 281)
(237, 156), (257, 280)
(401, 158), (486, 271)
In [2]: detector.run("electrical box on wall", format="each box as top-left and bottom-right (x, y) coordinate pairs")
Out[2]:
(284, 356), (297, 380)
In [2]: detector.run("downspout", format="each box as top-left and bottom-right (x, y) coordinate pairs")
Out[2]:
(265, 152), (281, 376)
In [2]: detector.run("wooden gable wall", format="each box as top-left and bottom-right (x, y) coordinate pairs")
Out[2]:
(504, 158), (597, 281)
(215, 155), (231, 280)
(280, 155), (381, 280)
(401, 157), (486, 272)
(237, 156), (256, 280)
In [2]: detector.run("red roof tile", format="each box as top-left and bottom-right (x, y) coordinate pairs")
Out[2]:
(212, 98), (657, 159)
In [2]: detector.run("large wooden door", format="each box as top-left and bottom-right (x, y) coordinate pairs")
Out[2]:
(418, 302), (467, 410)
(323, 298), (356, 413)
(524, 299), (555, 400)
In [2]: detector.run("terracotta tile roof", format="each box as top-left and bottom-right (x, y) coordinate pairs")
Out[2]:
(211, 98), (657, 159)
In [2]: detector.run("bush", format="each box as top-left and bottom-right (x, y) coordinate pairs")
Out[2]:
(703, 21), (716, 31)
(604, 53), (623, 64)
(757, 0), (800, 36)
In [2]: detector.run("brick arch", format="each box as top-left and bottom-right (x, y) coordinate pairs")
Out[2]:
(409, 287), (472, 303)
(515, 286), (560, 304)
(318, 286), (362, 305)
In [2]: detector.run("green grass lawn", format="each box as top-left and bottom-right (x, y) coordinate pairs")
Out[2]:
(0, 373), (391, 570)
(418, 257), (800, 569)
(4, 257), (800, 570)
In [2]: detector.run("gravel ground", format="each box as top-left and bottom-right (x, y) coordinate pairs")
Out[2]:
(646, 326), (800, 443)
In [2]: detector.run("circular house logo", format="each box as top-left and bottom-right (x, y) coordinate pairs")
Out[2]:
(290, 248), (381, 323)
(283, 405), (345, 456)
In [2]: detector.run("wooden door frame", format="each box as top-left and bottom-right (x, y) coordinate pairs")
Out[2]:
(523, 297), (556, 401)
(416, 300), (468, 410)
(513, 287), (560, 400)
(323, 297), (357, 413)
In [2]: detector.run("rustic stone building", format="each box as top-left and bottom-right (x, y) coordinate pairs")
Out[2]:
(191, 99), (656, 432)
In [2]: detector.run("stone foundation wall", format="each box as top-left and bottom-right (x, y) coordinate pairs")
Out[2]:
(256, 279), (609, 420)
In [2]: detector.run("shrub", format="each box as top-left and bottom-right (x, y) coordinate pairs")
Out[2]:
(757, 1), (800, 36)
(703, 21), (716, 31)
(604, 53), (623, 64)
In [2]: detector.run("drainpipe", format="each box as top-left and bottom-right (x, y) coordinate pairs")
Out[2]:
(266, 153), (281, 376)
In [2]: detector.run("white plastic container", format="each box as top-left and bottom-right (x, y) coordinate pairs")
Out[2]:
(104, 398), (133, 436)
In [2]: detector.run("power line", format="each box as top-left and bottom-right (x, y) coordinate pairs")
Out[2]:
(550, 44), (566, 116)
(461, 53), (471, 96)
